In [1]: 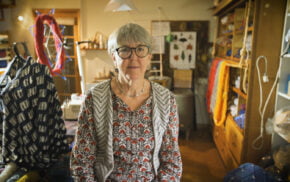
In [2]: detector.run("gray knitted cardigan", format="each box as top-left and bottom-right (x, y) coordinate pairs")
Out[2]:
(71, 80), (182, 182)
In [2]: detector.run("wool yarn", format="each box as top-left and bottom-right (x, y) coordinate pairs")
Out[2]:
(34, 14), (65, 75)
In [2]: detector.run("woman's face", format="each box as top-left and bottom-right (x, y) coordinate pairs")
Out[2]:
(113, 42), (151, 81)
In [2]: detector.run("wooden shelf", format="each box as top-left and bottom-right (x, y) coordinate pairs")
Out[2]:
(227, 114), (244, 135)
(216, 56), (240, 63)
(216, 44), (232, 48)
(248, 26), (254, 32)
(0, 44), (10, 49)
(235, 26), (254, 34)
(232, 57), (241, 62)
(278, 92), (290, 100)
(213, 0), (245, 16)
(232, 87), (247, 99)
(213, 0), (233, 15)
(81, 48), (107, 51)
(222, 32), (234, 37)
(0, 57), (10, 60)
(282, 54), (290, 58)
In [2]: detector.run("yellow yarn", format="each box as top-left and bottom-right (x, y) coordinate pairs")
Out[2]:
(16, 171), (41, 182)
(213, 60), (232, 126)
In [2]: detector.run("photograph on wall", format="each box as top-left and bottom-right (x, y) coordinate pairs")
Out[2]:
(169, 31), (196, 69)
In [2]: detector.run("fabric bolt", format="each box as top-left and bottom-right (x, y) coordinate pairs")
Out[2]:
(206, 58), (222, 113)
(0, 56), (68, 169)
(70, 80), (182, 182)
(213, 60), (231, 126)
(209, 62), (222, 113)
(207, 59), (242, 126)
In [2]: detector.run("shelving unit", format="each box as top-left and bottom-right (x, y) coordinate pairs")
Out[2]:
(211, 0), (286, 170)
(149, 58), (162, 78)
(0, 33), (11, 75)
(273, 0), (290, 149)
(148, 53), (167, 87)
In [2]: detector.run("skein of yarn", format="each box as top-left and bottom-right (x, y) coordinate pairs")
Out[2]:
(34, 13), (66, 75)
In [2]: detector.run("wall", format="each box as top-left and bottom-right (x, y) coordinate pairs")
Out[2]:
(0, 0), (215, 83)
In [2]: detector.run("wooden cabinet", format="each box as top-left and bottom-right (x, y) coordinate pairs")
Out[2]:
(225, 115), (244, 164)
(211, 0), (286, 170)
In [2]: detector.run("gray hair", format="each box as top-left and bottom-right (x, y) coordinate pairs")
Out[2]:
(107, 23), (152, 54)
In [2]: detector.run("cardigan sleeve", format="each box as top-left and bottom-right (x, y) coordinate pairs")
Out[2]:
(157, 94), (183, 181)
(70, 92), (99, 182)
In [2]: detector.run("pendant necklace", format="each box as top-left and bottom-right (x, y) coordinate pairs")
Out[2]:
(116, 79), (145, 98)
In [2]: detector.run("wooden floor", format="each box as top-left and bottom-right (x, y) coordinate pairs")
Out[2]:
(179, 125), (227, 182)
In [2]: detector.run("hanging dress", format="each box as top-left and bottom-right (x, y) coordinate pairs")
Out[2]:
(0, 56), (68, 169)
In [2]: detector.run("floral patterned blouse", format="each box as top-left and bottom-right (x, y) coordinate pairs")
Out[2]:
(106, 90), (182, 182)
(107, 93), (155, 181)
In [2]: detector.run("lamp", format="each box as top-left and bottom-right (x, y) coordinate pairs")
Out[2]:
(104, 0), (137, 12)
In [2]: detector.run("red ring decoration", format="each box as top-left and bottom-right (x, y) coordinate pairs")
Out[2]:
(34, 14), (65, 75)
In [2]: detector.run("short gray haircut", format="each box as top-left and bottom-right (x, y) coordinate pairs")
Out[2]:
(107, 23), (152, 55)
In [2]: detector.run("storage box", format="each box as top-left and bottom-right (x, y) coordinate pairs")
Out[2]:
(62, 94), (84, 120)
(173, 69), (193, 88)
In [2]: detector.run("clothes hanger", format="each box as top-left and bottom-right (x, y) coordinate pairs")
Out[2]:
(0, 42), (31, 87)
(12, 42), (31, 59)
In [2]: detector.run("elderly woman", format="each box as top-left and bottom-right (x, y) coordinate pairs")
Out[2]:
(70, 23), (182, 181)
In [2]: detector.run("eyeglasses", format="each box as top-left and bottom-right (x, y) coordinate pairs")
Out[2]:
(115, 45), (150, 59)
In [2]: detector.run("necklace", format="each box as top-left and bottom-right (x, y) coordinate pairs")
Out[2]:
(116, 79), (145, 98)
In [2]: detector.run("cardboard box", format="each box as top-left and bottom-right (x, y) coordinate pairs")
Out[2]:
(173, 69), (193, 88)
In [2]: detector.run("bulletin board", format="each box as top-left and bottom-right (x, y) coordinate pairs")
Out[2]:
(151, 20), (209, 79)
